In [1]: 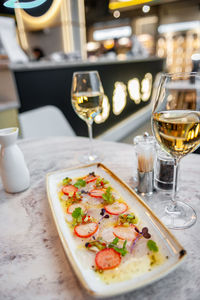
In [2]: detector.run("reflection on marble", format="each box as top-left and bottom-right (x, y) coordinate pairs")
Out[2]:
(0, 137), (200, 300)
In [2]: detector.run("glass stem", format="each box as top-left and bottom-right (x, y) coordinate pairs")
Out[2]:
(87, 121), (94, 159)
(171, 158), (180, 208)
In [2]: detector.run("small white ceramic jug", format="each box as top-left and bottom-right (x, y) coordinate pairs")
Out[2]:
(0, 127), (30, 193)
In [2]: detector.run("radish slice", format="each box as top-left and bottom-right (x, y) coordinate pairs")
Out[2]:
(67, 203), (86, 214)
(84, 175), (98, 183)
(62, 185), (78, 195)
(95, 248), (121, 270)
(74, 222), (98, 238)
(89, 189), (106, 198)
(105, 202), (128, 215)
(113, 225), (139, 241)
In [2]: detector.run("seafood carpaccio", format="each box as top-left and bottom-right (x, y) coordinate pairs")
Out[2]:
(58, 172), (166, 283)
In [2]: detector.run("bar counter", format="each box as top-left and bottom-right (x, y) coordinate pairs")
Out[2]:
(10, 57), (163, 140)
(0, 136), (199, 300)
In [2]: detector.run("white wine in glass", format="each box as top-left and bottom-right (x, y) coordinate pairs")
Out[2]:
(153, 110), (200, 157)
(152, 72), (200, 229)
(71, 71), (104, 163)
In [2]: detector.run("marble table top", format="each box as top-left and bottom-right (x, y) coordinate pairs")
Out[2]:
(0, 136), (200, 300)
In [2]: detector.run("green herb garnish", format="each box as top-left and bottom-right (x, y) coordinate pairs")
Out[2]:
(67, 191), (82, 204)
(72, 207), (83, 218)
(108, 237), (128, 256)
(119, 213), (138, 225)
(74, 191), (82, 200)
(85, 240), (106, 251)
(62, 177), (72, 185)
(95, 177), (109, 187)
(112, 237), (119, 245)
(147, 240), (159, 252)
(72, 207), (84, 224)
(102, 187), (115, 204)
(74, 179), (86, 188)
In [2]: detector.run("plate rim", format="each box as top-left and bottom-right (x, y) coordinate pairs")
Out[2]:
(46, 162), (187, 298)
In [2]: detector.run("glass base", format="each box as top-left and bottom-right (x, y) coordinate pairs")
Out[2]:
(156, 200), (197, 229)
(78, 151), (103, 164)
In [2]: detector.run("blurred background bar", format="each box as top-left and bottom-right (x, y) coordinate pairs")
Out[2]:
(0, 0), (200, 141)
(11, 56), (163, 139)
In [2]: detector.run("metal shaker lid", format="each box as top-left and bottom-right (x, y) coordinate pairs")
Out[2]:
(133, 132), (156, 146)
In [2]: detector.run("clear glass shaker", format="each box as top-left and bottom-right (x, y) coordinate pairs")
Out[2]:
(133, 133), (156, 195)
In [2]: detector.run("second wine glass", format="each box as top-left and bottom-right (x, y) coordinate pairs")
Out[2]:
(152, 72), (200, 229)
(71, 71), (104, 163)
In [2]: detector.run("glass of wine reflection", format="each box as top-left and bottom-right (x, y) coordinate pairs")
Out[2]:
(152, 72), (200, 229)
(71, 71), (104, 163)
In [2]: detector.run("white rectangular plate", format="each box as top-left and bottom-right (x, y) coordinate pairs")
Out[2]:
(46, 163), (186, 298)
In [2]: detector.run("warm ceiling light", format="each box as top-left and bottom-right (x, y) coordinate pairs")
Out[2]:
(103, 39), (115, 50)
(109, 0), (153, 10)
(113, 10), (120, 18)
(95, 95), (110, 124)
(128, 78), (141, 104)
(112, 82), (127, 115)
(191, 53), (200, 61)
(93, 26), (132, 41)
(3, 0), (47, 9)
(158, 21), (200, 34)
(86, 42), (100, 52)
(141, 73), (152, 102)
(142, 5), (150, 13)
(14, 0), (62, 31)
(118, 37), (130, 46)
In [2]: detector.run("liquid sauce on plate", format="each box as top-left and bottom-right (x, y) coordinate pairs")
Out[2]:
(58, 173), (166, 283)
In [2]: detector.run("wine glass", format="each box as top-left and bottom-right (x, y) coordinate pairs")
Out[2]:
(152, 72), (200, 229)
(71, 71), (104, 163)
